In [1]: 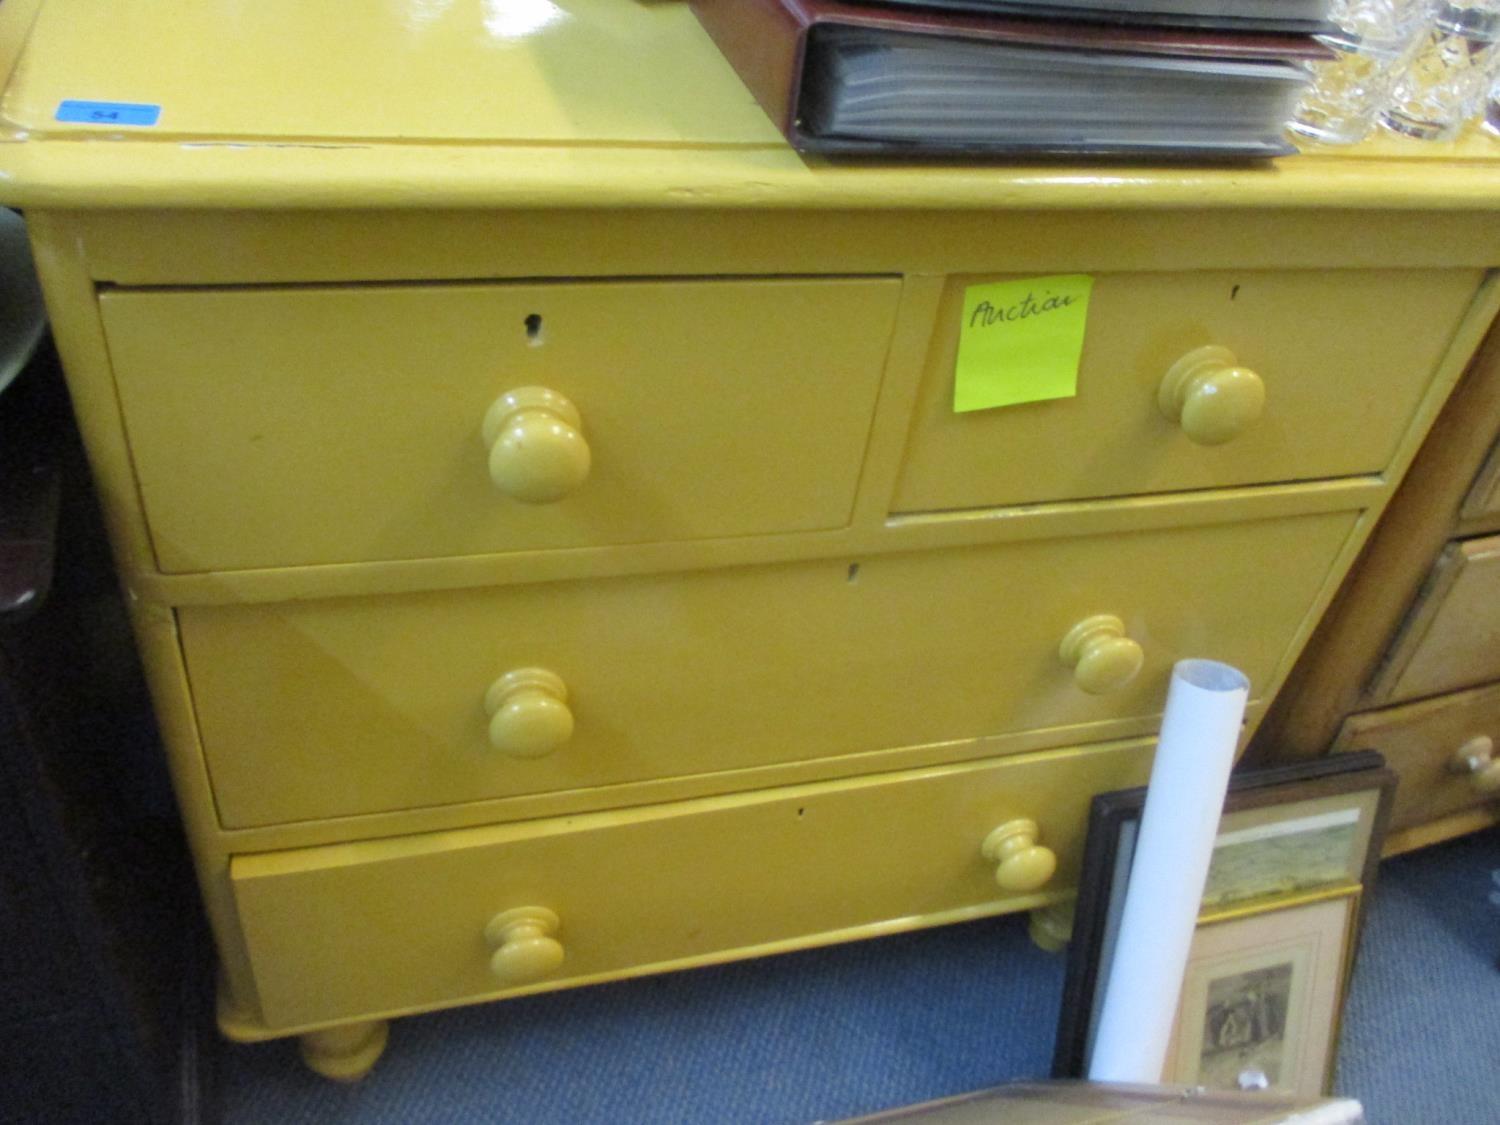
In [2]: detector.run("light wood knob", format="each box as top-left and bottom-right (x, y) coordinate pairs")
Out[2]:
(482, 386), (590, 503)
(1158, 346), (1265, 446)
(982, 818), (1058, 893)
(485, 668), (573, 759)
(1059, 614), (1144, 695)
(485, 907), (564, 985)
(1451, 736), (1500, 795)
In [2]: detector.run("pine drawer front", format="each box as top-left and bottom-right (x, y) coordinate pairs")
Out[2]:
(1460, 436), (1500, 523)
(894, 269), (1482, 514)
(1332, 682), (1500, 831)
(183, 510), (1356, 828)
(230, 738), (1155, 1030)
(1373, 534), (1500, 703)
(98, 277), (901, 573)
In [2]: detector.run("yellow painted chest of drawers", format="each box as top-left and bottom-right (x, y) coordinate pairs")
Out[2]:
(3, 0), (1499, 1081)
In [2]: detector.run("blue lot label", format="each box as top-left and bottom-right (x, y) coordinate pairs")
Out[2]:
(56, 100), (161, 126)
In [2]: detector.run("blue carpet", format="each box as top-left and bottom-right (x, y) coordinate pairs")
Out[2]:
(1333, 828), (1500, 1124)
(217, 828), (1500, 1124)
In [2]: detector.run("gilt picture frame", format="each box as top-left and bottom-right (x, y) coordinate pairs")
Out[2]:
(1164, 890), (1356, 1096)
(1052, 750), (1395, 1094)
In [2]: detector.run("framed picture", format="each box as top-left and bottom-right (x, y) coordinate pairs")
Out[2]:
(1165, 891), (1354, 1096)
(1052, 750), (1395, 1095)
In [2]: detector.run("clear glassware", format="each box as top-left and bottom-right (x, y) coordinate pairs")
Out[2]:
(1380, 1), (1500, 139)
(1484, 62), (1500, 133)
(1289, 0), (1437, 145)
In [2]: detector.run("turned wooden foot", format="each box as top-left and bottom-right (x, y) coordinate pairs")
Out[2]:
(1028, 901), (1075, 953)
(299, 1020), (390, 1082)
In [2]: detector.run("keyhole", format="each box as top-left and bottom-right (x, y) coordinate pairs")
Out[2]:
(525, 314), (544, 346)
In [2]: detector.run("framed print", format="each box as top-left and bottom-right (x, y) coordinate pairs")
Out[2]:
(1053, 751), (1395, 1089)
(1164, 892), (1355, 1096)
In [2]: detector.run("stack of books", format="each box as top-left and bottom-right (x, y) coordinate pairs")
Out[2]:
(690, 0), (1333, 158)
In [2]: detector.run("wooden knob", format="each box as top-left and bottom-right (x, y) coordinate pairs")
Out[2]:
(485, 668), (573, 759)
(1059, 614), (1144, 695)
(484, 907), (564, 985)
(1451, 736), (1500, 795)
(481, 386), (590, 503)
(1158, 345), (1265, 446)
(982, 819), (1058, 893)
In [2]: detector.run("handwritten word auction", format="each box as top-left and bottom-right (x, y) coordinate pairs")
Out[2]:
(969, 291), (1077, 328)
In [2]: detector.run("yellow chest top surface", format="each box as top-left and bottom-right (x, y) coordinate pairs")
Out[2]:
(1, 0), (1499, 211)
(3, 0), (780, 147)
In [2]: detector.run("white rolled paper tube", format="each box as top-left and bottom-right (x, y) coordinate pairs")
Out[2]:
(1086, 658), (1249, 1084)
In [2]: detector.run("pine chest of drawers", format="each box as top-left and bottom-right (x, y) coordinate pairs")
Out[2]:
(3, 0), (1499, 1080)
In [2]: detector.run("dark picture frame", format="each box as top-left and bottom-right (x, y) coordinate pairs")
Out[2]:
(1052, 750), (1396, 1091)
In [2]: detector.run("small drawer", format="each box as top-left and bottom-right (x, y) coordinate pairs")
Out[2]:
(1460, 436), (1500, 525)
(99, 277), (900, 572)
(1372, 534), (1500, 703)
(1332, 682), (1500, 832)
(894, 269), (1482, 514)
(181, 510), (1356, 828)
(230, 738), (1156, 1030)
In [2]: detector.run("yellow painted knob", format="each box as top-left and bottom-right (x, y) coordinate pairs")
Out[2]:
(484, 907), (565, 985)
(1158, 346), (1266, 446)
(1059, 614), (1144, 695)
(1451, 736), (1500, 795)
(982, 818), (1058, 894)
(482, 386), (590, 503)
(485, 668), (573, 759)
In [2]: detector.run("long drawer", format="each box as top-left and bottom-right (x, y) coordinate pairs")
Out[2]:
(182, 510), (1356, 827)
(895, 268), (1482, 513)
(100, 277), (901, 572)
(230, 737), (1156, 1030)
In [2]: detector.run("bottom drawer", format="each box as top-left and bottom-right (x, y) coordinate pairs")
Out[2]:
(1333, 680), (1500, 831)
(232, 738), (1155, 1030)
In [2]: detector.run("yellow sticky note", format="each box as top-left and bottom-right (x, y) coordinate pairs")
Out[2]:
(953, 275), (1094, 413)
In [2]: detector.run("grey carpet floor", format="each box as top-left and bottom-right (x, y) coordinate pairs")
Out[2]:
(216, 827), (1500, 1124)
